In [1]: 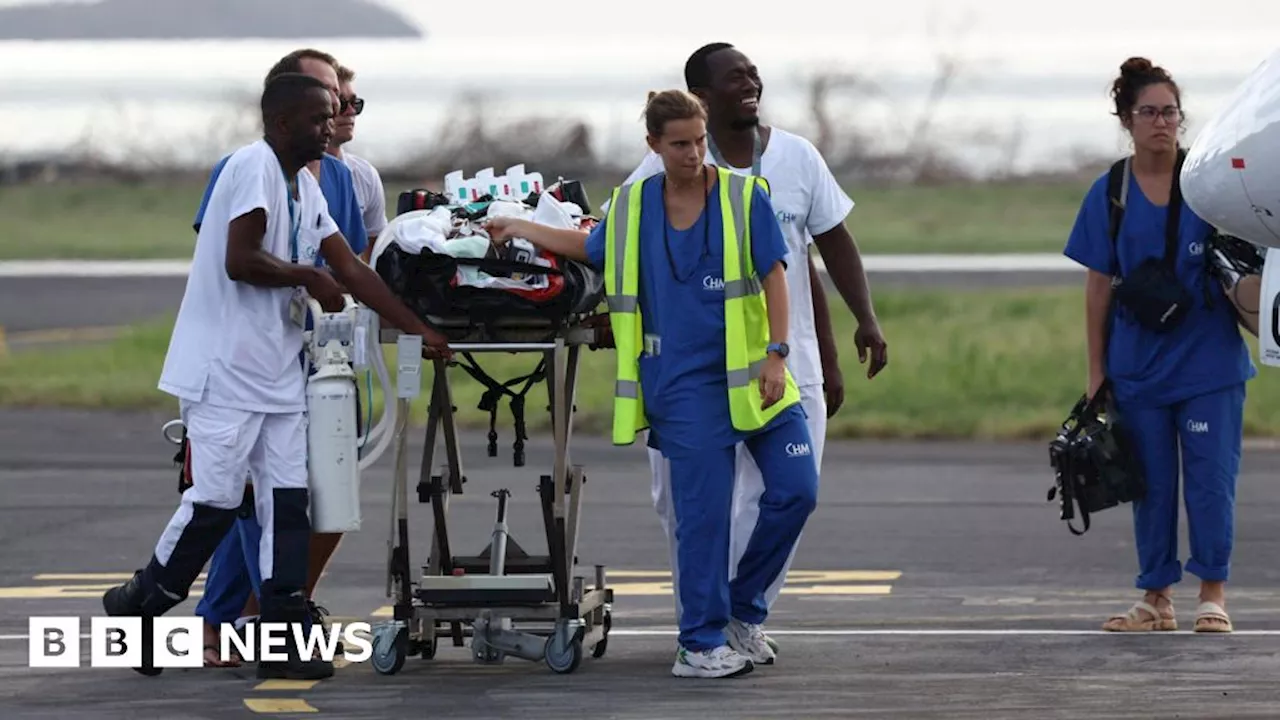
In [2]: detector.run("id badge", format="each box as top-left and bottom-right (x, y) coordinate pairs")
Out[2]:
(289, 289), (307, 328)
(643, 333), (661, 357)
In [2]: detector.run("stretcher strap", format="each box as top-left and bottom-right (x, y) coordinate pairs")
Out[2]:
(456, 352), (548, 467)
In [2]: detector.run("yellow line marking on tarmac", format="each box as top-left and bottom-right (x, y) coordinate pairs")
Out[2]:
(782, 585), (895, 595)
(369, 569), (900, 616)
(0, 585), (203, 599)
(0, 325), (7, 358)
(243, 698), (318, 713)
(253, 680), (320, 691)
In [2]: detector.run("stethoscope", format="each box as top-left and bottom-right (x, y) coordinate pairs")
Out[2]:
(662, 127), (765, 283)
(660, 165), (713, 284)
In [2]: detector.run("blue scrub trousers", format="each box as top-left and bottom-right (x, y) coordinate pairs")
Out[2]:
(665, 409), (819, 652)
(1121, 383), (1245, 590)
(196, 511), (263, 626)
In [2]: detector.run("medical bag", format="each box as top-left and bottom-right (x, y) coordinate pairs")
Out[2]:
(1046, 381), (1146, 535)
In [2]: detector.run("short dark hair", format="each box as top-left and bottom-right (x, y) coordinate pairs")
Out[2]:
(684, 42), (734, 91)
(264, 48), (338, 86)
(261, 72), (328, 122)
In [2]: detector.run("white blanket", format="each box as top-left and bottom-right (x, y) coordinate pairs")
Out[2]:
(369, 192), (584, 291)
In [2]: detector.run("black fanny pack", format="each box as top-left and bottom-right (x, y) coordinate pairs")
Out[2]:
(1106, 152), (1195, 333)
(1112, 259), (1192, 331)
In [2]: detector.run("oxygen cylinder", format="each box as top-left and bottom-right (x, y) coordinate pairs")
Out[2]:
(305, 304), (363, 533)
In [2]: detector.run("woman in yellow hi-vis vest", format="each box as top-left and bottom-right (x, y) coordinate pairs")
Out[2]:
(484, 89), (819, 680)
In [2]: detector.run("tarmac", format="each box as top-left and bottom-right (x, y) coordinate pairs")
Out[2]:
(2, 408), (1280, 718)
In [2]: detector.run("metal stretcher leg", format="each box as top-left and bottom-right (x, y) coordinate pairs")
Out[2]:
(372, 331), (613, 676)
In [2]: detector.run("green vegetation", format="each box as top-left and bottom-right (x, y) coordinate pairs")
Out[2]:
(4, 286), (1278, 440)
(0, 177), (1090, 260)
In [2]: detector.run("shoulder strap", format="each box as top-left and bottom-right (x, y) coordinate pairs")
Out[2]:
(1106, 157), (1130, 246)
(1163, 148), (1188, 268)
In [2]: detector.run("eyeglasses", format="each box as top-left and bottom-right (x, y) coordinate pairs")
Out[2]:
(1133, 105), (1181, 123)
(339, 96), (365, 115)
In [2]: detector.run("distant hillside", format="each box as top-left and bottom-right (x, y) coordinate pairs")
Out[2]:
(0, 0), (422, 40)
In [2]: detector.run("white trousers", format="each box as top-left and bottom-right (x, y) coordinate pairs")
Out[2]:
(154, 399), (309, 582)
(650, 384), (827, 621)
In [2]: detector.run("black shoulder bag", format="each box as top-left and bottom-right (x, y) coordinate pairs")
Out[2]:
(1106, 150), (1194, 333)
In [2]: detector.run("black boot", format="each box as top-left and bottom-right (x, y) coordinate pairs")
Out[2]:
(101, 563), (184, 677)
(256, 586), (335, 680)
(308, 600), (344, 656)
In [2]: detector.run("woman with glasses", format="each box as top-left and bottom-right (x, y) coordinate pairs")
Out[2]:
(1063, 57), (1255, 633)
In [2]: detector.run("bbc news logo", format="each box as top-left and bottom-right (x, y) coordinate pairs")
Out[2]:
(28, 617), (374, 668)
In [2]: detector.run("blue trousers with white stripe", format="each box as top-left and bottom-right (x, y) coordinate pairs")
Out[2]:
(664, 407), (819, 652)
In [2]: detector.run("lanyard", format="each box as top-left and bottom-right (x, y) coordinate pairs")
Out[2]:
(707, 126), (763, 176)
(283, 167), (300, 264)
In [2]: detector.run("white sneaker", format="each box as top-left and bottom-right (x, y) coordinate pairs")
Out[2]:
(671, 644), (754, 679)
(725, 618), (776, 665)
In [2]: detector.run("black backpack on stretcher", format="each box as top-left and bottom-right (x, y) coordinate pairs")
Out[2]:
(376, 182), (604, 325)
(373, 180), (606, 466)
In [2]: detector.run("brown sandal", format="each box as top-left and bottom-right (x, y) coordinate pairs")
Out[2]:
(1102, 599), (1177, 632)
(203, 643), (242, 667)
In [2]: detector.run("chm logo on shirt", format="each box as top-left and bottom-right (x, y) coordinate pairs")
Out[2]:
(785, 442), (811, 457)
(702, 276), (724, 291)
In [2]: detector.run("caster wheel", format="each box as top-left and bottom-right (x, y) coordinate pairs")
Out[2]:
(370, 622), (407, 676)
(420, 634), (437, 660)
(591, 613), (611, 659)
(544, 632), (583, 674)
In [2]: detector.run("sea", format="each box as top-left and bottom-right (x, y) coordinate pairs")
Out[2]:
(1, 0), (1277, 179)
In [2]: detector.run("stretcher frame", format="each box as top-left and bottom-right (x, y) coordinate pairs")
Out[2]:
(369, 312), (613, 675)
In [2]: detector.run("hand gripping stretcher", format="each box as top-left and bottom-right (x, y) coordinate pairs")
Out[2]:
(364, 183), (614, 676)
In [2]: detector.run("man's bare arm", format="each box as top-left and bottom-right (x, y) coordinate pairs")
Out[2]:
(319, 233), (448, 348)
(225, 209), (320, 288)
(812, 223), (876, 324)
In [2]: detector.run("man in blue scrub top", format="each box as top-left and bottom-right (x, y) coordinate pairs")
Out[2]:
(188, 48), (367, 665)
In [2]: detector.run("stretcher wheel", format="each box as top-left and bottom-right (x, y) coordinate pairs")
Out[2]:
(370, 622), (407, 676)
(544, 632), (582, 674)
(591, 612), (611, 659)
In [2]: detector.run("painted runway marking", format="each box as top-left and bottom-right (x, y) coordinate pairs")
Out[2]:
(369, 568), (901, 617)
(243, 698), (317, 713)
(0, 573), (206, 600)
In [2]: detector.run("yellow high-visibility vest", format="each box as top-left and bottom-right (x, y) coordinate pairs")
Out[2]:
(604, 166), (801, 445)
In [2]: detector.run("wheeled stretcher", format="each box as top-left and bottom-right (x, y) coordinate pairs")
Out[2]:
(369, 315), (613, 675)
(365, 178), (614, 675)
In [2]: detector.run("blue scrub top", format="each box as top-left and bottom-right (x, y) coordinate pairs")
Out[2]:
(1063, 169), (1255, 409)
(585, 172), (802, 454)
(193, 152), (368, 264)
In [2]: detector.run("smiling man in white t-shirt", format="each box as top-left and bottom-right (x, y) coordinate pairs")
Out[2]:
(619, 42), (889, 662)
(101, 72), (450, 681)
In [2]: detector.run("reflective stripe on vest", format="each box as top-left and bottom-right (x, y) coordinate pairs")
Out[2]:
(604, 167), (799, 446)
(720, 169), (801, 432)
(605, 180), (647, 444)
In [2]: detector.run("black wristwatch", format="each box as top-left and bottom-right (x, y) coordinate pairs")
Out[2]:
(767, 342), (789, 358)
